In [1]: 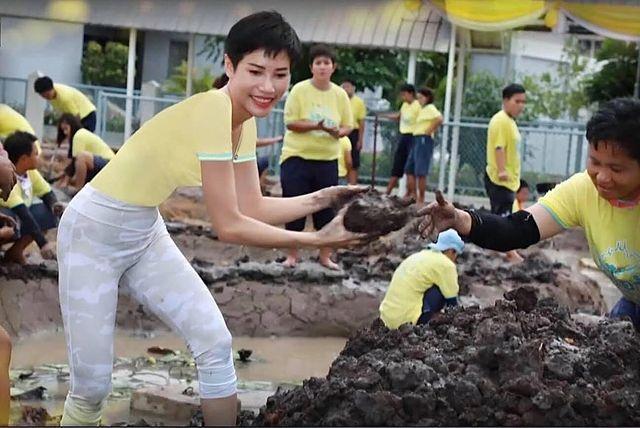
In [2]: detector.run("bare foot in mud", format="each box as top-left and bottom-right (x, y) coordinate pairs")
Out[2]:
(505, 250), (524, 264)
(281, 256), (297, 268)
(319, 258), (341, 271)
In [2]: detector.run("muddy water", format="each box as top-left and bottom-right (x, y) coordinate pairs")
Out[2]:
(11, 330), (346, 425)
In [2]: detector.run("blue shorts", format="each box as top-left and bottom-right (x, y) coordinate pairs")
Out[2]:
(1, 203), (57, 241)
(609, 297), (640, 328)
(405, 135), (434, 177)
(280, 157), (338, 231)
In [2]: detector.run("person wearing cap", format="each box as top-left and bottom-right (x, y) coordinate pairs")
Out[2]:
(33, 76), (97, 132)
(379, 229), (464, 329)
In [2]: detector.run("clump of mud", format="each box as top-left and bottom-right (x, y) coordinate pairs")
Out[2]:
(341, 190), (415, 235)
(251, 288), (640, 426)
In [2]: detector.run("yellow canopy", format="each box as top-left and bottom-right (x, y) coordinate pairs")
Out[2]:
(431, 0), (640, 41)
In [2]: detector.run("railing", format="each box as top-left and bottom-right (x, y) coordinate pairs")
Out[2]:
(0, 76), (28, 112)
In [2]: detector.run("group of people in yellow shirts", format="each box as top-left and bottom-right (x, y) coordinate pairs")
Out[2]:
(0, 10), (637, 427)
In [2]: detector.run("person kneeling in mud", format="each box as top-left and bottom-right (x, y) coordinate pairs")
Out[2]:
(418, 98), (640, 329)
(55, 114), (114, 193)
(379, 229), (464, 329)
(0, 132), (63, 264)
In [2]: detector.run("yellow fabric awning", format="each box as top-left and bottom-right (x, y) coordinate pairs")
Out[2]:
(431, 0), (548, 31)
(559, 2), (640, 41)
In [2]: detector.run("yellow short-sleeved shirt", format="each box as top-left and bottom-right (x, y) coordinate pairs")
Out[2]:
(349, 95), (367, 130)
(91, 90), (257, 207)
(0, 169), (51, 209)
(539, 171), (640, 303)
(486, 110), (521, 192)
(413, 104), (442, 136)
(0, 104), (35, 139)
(72, 129), (115, 160)
(50, 84), (96, 118)
(280, 80), (353, 163)
(337, 137), (352, 178)
(379, 249), (459, 329)
(399, 100), (421, 135)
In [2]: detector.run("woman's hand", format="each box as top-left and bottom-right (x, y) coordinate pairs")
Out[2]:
(315, 207), (368, 248)
(314, 185), (368, 210)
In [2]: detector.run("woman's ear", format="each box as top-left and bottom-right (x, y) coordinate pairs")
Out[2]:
(223, 54), (235, 79)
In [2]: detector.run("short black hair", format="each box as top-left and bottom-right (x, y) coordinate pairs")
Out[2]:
(502, 83), (526, 99)
(342, 78), (356, 87)
(4, 131), (37, 164)
(400, 83), (416, 95)
(212, 74), (229, 90)
(517, 179), (529, 191)
(225, 11), (301, 68)
(586, 97), (640, 162)
(418, 87), (434, 104)
(34, 76), (54, 94)
(309, 44), (336, 65)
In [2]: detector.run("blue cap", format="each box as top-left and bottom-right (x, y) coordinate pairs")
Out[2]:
(427, 229), (464, 255)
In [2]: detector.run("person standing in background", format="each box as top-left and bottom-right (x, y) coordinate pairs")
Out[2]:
(341, 79), (366, 184)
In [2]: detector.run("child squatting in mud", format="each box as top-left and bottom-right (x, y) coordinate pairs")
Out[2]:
(419, 97), (640, 329)
(379, 229), (465, 329)
(56, 11), (372, 426)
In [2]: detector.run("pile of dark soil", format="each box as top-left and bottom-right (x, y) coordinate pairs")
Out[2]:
(341, 190), (415, 236)
(251, 287), (640, 426)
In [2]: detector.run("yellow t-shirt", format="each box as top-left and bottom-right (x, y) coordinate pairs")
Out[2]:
(91, 90), (257, 207)
(539, 171), (640, 303)
(337, 137), (352, 178)
(280, 80), (353, 164)
(50, 84), (96, 118)
(512, 199), (524, 213)
(379, 250), (459, 329)
(413, 103), (442, 136)
(0, 169), (51, 209)
(399, 100), (421, 134)
(72, 129), (115, 160)
(349, 95), (367, 130)
(0, 104), (35, 139)
(486, 110), (521, 192)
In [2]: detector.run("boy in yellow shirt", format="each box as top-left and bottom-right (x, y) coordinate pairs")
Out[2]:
(0, 104), (35, 139)
(380, 229), (464, 329)
(340, 78), (367, 184)
(419, 97), (640, 329)
(337, 137), (352, 185)
(485, 84), (526, 216)
(34, 76), (97, 131)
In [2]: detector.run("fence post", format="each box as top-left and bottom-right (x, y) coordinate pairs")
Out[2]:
(139, 81), (160, 126)
(371, 115), (379, 189)
(446, 30), (467, 200)
(438, 24), (457, 191)
(25, 72), (45, 140)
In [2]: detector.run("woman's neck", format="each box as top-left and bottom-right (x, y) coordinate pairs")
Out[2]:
(222, 86), (250, 129)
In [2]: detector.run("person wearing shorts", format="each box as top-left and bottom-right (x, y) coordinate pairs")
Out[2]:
(341, 79), (366, 184)
(406, 87), (443, 205)
(34, 77), (97, 132)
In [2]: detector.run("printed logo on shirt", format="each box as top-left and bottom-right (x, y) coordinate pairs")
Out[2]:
(595, 240), (640, 303)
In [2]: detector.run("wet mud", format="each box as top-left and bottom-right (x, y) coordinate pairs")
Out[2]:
(251, 287), (640, 426)
(341, 190), (415, 235)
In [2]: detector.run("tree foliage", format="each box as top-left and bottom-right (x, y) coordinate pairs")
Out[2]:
(585, 39), (637, 105)
(81, 41), (128, 87)
(163, 61), (215, 96)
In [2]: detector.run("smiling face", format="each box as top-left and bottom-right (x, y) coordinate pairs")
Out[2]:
(225, 49), (291, 120)
(310, 55), (336, 85)
(587, 141), (640, 201)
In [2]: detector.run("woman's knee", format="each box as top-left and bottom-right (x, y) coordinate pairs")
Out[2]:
(195, 327), (236, 399)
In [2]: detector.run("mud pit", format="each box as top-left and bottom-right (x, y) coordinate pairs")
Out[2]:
(252, 287), (640, 427)
(341, 190), (415, 235)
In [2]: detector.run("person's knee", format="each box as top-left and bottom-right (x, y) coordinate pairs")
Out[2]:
(195, 327), (236, 399)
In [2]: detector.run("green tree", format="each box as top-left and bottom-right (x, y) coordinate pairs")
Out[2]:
(81, 41), (128, 87)
(163, 61), (215, 96)
(585, 39), (638, 105)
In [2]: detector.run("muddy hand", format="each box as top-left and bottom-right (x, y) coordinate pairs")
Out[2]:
(316, 206), (369, 248)
(416, 190), (457, 242)
(319, 185), (368, 210)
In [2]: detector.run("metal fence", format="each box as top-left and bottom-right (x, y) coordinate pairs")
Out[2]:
(0, 76), (28, 112)
(89, 91), (587, 198)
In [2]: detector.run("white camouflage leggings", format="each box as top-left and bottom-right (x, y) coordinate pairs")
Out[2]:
(57, 185), (236, 425)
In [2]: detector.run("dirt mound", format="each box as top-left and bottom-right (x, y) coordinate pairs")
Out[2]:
(251, 288), (640, 426)
(341, 190), (415, 235)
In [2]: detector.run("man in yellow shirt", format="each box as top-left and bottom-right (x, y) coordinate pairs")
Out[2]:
(279, 44), (353, 270)
(380, 229), (464, 329)
(341, 79), (367, 184)
(418, 97), (640, 329)
(34, 76), (97, 131)
(0, 104), (35, 140)
(381, 84), (421, 197)
(0, 132), (63, 264)
(485, 84), (526, 217)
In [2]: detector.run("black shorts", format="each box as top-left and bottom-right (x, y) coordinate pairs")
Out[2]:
(81, 111), (97, 132)
(484, 172), (515, 217)
(280, 157), (338, 231)
(87, 155), (109, 182)
(391, 133), (414, 178)
(347, 129), (361, 170)
(257, 156), (269, 176)
(1, 203), (57, 241)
